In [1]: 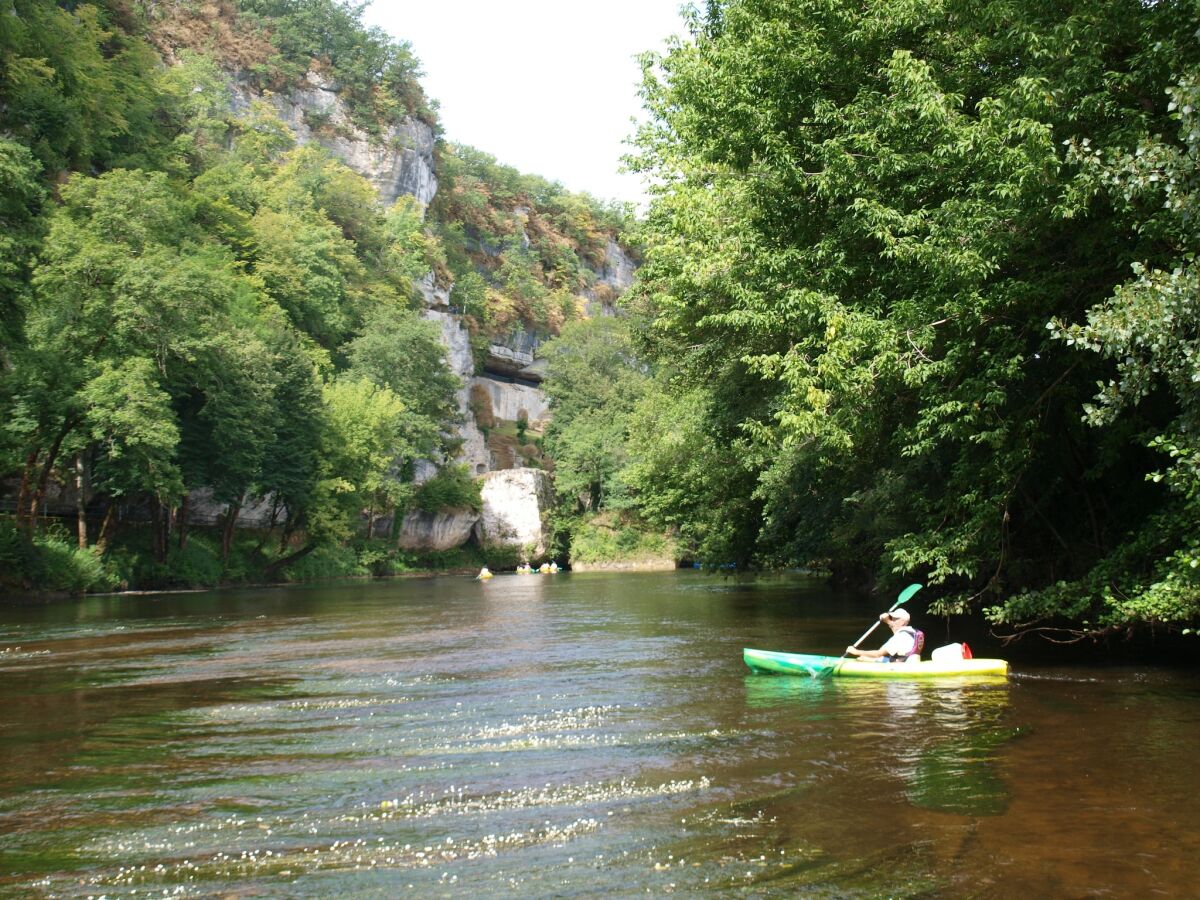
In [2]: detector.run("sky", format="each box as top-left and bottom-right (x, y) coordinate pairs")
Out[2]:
(362, 1), (691, 207)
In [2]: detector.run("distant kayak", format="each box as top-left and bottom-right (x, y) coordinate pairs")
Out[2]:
(743, 648), (1009, 679)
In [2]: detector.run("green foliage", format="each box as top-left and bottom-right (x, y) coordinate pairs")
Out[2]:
(0, 138), (44, 350)
(399, 542), (521, 573)
(564, 512), (676, 565)
(0, 0), (174, 174)
(282, 540), (369, 582)
(104, 527), (275, 589)
(81, 358), (183, 503)
(983, 70), (1200, 635)
(30, 532), (116, 593)
(541, 317), (650, 511)
(622, 383), (763, 567)
(430, 143), (636, 342)
(236, 0), (435, 128)
(306, 375), (408, 545)
(624, 0), (1200, 633)
(412, 465), (482, 514)
(0, 520), (116, 594)
(346, 303), (460, 454)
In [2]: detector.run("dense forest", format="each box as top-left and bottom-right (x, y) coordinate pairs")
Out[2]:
(573, 0), (1200, 641)
(0, 0), (632, 592)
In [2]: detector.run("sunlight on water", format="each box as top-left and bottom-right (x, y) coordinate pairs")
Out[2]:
(2, 572), (1200, 897)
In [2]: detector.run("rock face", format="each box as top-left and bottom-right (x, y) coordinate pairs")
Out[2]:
(395, 507), (479, 552)
(186, 487), (278, 527)
(469, 376), (551, 429)
(216, 69), (634, 558)
(420, 307), (491, 476)
(474, 469), (554, 557)
(230, 71), (437, 208)
(584, 238), (638, 316)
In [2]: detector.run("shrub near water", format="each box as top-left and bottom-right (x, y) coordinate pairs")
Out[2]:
(412, 465), (483, 513)
(566, 513), (676, 565)
(0, 522), (116, 594)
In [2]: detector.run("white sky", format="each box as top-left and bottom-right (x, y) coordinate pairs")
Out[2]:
(362, 1), (691, 207)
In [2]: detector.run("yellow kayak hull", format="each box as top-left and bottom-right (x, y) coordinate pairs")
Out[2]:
(744, 648), (1009, 679)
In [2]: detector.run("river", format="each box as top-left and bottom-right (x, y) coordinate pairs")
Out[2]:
(1, 571), (1198, 897)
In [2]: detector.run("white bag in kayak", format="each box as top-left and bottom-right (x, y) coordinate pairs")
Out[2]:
(931, 643), (965, 662)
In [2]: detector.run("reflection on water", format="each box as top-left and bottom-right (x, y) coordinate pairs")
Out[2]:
(0, 572), (1198, 897)
(745, 675), (1017, 818)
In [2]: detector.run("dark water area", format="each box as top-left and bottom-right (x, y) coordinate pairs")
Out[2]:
(1, 572), (1198, 897)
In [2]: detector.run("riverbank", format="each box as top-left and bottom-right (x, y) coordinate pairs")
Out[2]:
(0, 520), (507, 601)
(568, 557), (677, 572)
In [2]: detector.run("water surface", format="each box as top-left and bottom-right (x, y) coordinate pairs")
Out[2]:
(1, 572), (1198, 896)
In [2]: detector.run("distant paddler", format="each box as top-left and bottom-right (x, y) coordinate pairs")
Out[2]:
(476, 566), (493, 581)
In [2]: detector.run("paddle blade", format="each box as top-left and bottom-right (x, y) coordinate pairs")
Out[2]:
(896, 583), (923, 606)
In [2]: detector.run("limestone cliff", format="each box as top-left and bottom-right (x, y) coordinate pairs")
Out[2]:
(229, 71), (437, 208)
(474, 469), (555, 558)
(395, 507), (479, 552)
(419, 307), (491, 477)
(584, 238), (639, 316)
(213, 61), (638, 558)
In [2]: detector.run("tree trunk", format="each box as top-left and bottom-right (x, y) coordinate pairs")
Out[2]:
(15, 450), (38, 529)
(221, 493), (243, 562)
(29, 417), (77, 523)
(74, 454), (88, 548)
(255, 497), (281, 553)
(150, 501), (166, 563)
(366, 504), (376, 540)
(95, 502), (119, 555)
(177, 492), (190, 551)
(262, 541), (316, 579)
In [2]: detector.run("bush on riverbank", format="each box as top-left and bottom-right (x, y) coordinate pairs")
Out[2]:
(0, 521), (117, 594)
(562, 512), (676, 566)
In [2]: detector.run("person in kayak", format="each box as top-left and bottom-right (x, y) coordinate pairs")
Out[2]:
(844, 608), (924, 662)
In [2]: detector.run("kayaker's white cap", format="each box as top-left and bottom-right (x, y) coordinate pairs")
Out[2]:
(884, 608), (911, 624)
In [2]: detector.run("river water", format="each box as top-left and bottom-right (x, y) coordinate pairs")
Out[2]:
(1, 571), (1198, 897)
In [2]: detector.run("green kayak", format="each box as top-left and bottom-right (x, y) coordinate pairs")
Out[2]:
(743, 648), (1009, 679)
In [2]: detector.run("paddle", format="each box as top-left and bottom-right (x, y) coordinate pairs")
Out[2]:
(807, 583), (923, 678)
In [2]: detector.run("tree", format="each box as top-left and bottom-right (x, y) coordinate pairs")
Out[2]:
(345, 303), (460, 454)
(0, 0), (172, 174)
(541, 317), (650, 511)
(15, 169), (220, 527)
(251, 205), (363, 347)
(312, 376), (408, 543)
(0, 138), (44, 353)
(988, 71), (1200, 636)
(79, 358), (182, 552)
(628, 0), (1200, 628)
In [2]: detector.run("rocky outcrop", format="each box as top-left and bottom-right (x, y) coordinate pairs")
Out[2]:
(186, 487), (278, 527)
(584, 238), (638, 316)
(469, 376), (551, 429)
(229, 71), (437, 209)
(395, 507), (479, 552)
(474, 468), (554, 557)
(420, 307), (491, 476)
